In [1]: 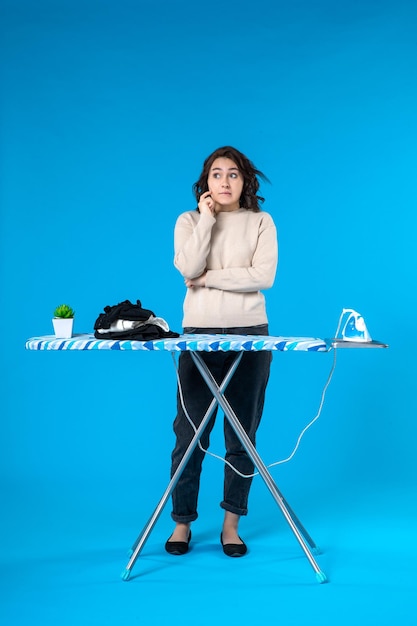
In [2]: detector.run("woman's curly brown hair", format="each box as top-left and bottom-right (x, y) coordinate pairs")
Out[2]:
(192, 146), (269, 212)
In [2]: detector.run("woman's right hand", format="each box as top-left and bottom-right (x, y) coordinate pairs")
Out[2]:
(198, 191), (215, 216)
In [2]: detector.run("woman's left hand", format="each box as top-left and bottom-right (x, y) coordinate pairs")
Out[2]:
(185, 273), (206, 288)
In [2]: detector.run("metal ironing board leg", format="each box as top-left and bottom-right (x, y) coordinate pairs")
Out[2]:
(190, 351), (328, 584)
(277, 497), (321, 555)
(121, 352), (244, 581)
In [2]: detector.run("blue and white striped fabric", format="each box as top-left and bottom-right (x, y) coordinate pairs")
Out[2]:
(25, 334), (329, 352)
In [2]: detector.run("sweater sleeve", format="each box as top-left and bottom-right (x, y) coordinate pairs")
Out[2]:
(174, 212), (217, 279)
(205, 214), (278, 292)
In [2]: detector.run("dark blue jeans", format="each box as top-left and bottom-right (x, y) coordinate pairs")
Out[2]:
(170, 325), (272, 522)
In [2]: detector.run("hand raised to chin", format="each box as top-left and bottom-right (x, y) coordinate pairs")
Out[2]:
(198, 191), (216, 216)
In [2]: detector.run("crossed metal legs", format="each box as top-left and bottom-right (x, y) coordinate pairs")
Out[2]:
(121, 351), (327, 583)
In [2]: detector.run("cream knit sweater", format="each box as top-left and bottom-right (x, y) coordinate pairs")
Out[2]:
(174, 208), (278, 328)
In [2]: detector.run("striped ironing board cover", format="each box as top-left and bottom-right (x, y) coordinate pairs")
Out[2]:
(25, 334), (330, 352)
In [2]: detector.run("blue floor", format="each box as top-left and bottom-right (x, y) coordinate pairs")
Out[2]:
(2, 479), (416, 626)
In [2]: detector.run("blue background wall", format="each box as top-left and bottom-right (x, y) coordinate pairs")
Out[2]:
(1, 1), (416, 624)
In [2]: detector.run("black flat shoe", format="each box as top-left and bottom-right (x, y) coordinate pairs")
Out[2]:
(220, 532), (248, 557)
(165, 530), (192, 555)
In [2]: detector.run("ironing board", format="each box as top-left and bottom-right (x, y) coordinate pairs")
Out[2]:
(25, 332), (387, 584)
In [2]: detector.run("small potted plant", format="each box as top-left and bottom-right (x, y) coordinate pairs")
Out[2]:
(52, 304), (75, 338)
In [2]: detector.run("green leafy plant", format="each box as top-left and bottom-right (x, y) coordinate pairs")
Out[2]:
(53, 304), (75, 319)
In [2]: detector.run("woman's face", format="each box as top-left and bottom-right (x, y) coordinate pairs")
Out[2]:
(207, 157), (244, 212)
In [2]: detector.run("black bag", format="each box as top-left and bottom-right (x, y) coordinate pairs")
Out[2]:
(94, 299), (179, 340)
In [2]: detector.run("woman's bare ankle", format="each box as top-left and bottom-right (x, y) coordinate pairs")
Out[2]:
(169, 522), (190, 542)
(221, 512), (242, 544)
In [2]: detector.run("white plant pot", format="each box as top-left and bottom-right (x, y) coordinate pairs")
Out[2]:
(52, 317), (74, 338)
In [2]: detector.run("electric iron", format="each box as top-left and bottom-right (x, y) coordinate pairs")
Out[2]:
(335, 308), (372, 342)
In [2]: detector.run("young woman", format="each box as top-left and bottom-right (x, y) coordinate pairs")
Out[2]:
(166, 146), (278, 557)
